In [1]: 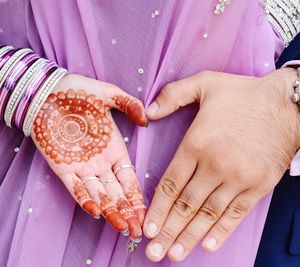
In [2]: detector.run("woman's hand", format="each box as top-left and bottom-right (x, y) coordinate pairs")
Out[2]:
(143, 68), (300, 261)
(31, 74), (148, 240)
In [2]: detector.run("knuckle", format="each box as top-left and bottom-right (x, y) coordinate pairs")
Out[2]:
(198, 197), (223, 222)
(150, 205), (168, 220)
(215, 221), (232, 235)
(159, 227), (176, 242)
(173, 195), (198, 218)
(159, 177), (181, 200)
(180, 229), (198, 244)
(225, 199), (250, 220)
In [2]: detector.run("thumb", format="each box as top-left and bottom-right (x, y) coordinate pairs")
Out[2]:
(105, 85), (148, 127)
(146, 76), (202, 120)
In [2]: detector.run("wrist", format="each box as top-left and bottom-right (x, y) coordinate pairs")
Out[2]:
(274, 67), (300, 148)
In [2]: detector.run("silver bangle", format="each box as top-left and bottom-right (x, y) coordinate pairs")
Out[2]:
(23, 67), (68, 136)
(4, 58), (47, 127)
(0, 46), (14, 58)
(0, 48), (32, 88)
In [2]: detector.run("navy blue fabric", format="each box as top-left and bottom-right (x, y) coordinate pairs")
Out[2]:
(255, 34), (300, 267)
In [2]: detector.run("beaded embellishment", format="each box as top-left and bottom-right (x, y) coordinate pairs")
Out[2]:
(214, 0), (232, 15)
(264, 0), (300, 47)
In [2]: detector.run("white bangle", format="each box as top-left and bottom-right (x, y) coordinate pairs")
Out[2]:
(23, 67), (68, 136)
(4, 58), (47, 127)
(0, 48), (32, 88)
(0, 46), (14, 58)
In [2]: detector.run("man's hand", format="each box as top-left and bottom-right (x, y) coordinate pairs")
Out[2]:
(143, 69), (300, 261)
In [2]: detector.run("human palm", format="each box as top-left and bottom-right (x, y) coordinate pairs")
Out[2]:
(31, 74), (147, 239)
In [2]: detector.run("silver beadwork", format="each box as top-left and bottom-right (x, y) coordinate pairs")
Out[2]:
(0, 48), (32, 89)
(264, 0), (300, 46)
(214, 0), (232, 15)
(23, 67), (68, 136)
(4, 58), (47, 128)
(0, 46), (14, 58)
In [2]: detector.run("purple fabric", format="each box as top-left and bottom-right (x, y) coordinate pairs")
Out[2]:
(0, 0), (286, 266)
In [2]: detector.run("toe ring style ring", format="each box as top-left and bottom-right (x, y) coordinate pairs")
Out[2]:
(82, 176), (101, 186)
(113, 164), (136, 175)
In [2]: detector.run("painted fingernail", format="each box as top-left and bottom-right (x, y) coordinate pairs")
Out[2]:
(146, 102), (158, 116)
(169, 243), (184, 258)
(121, 229), (130, 236)
(149, 243), (164, 257)
(146, 221), (158, 237)
(203, 237), (217, 251)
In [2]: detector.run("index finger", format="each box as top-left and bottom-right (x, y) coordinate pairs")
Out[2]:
(143, 144), (197, 238)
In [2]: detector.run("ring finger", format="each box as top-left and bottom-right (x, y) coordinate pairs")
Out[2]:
(98, 170), (142, 239)
(166, 183), (243, 261)
(81, 174), (129, 234)
(113, 160), (147, 225)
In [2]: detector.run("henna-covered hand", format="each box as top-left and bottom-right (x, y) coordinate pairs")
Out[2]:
(31, 74), (147, 240)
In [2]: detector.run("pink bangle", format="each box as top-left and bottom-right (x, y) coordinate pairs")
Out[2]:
(0, 53), (39, 119)
(0, 49), (15, 69)
(13, 61), (57, 129)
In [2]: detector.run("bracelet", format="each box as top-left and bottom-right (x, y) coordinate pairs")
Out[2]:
(0, 45), (68, 136)
(291, 67), (300, 103)
(23, 67), (68, 136)
(13, 60), (56, 129)
(0, 53), (39, 118)
(4, 58), (47, 127)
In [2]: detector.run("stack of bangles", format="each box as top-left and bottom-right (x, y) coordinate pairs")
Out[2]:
(0, 45), (68, 136)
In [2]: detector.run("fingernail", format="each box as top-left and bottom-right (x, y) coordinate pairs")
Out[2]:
(149, 243), (164, 257)
(93, 215), (101, 220)
(169, 243), (184, 258)
(146, 221), (158, 237)
(121, 229), (130, 236)
(203, 237), (217, 251)
(146, 102), (158, 116)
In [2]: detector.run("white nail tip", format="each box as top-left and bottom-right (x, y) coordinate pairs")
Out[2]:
(147, 221), (158, 236)
(149, 243), (163, 257)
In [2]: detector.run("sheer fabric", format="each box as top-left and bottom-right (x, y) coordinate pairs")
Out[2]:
(0, 0), (285, 266)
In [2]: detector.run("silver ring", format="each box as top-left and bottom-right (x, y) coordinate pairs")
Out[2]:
(82, 176), (101, 186)
(101, 178), (117, 186)
(113, 164), (136, 176)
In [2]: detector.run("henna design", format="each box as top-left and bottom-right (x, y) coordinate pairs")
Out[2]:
(112, 95), (147, 126)
(34, 89), (113, 164)
(126, 182), (147, 225)
(125, 182), (146, 210)
(116, 197), (142, 238)
(73, 179), (100, 217)
(98, 192), (128, 232)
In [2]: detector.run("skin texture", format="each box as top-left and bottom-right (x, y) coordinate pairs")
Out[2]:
(31, 74), (147, 238)
(144, 68), (300, 262)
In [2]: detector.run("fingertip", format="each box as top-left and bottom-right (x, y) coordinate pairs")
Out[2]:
(82, 200), (101, 218)
(127, 217), (143, 238)
(202, 237), (218, 253)
(145, 242), (164, 262)
(146, 101), (160, 120)
(143, 220), (158, 238)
